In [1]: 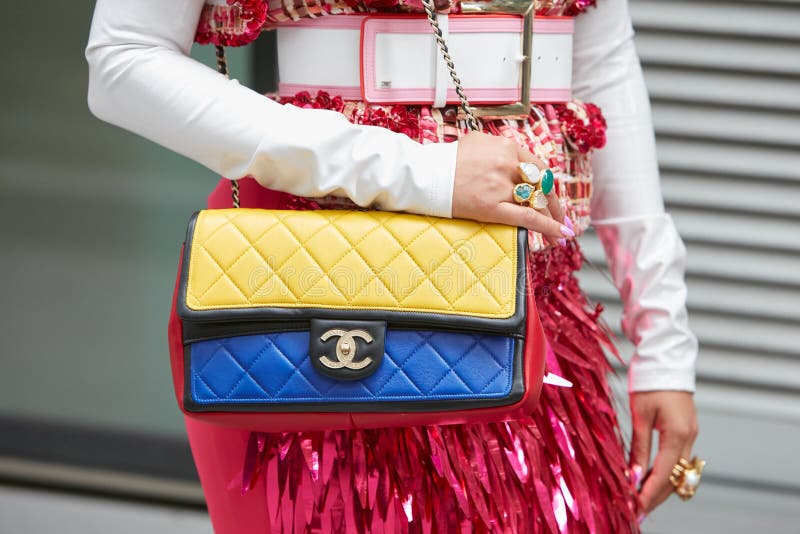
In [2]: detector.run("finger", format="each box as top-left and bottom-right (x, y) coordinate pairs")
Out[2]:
(629, 412), (654, 491)
(546, 188), (565, 230)
(639, 431), (684, 514)
(491, 202), (570, 238)
(665, 425), (699, 503)
(538, 205), (562, 248)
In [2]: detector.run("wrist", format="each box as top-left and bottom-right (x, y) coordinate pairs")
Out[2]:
(414, 140), (458, 218)
(628, 367), (696, 394)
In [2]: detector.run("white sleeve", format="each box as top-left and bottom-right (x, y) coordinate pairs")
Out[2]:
(85, 0), (457, 218)
(572, 0), (698, 392)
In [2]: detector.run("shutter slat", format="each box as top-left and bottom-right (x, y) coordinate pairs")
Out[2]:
(636, 33), (800, 75)
(630, 0), (800, 39)
(644, 67), (800, 111)
(657, 138), (800, 182)
(652, 102), (800, 147)
(661, 172), (800, 217)
(670, 208), (800, 252)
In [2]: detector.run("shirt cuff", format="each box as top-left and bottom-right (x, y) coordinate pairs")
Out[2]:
(409, 140), (458, 219)
(628, 366), (696, 393)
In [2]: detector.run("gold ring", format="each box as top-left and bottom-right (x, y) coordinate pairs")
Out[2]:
(512, 183), (535, 205)
(530, 189), (549, 210)
(517, 163), (556, 210)
(669, 456), (706, 501)
(512, 183), (549, 211)
(517, 162), (543, 185)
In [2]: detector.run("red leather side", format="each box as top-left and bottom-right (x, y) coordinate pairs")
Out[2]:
(167, 246), (186, 409)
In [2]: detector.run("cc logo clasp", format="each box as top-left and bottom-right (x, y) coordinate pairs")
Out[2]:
(319, 329), (373, 370)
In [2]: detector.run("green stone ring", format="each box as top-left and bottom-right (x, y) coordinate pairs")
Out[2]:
(513, 183), (534, 204)
(540, 168), (554, 195)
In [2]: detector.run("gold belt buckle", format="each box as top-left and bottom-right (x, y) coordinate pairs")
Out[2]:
(461, 0), (535, 119)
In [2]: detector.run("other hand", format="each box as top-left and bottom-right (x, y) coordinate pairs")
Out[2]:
(452, 132), (572, 243)
(629, 390), (699, 515)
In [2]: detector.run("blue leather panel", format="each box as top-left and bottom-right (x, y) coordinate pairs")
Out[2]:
(189, 330), (515, 404)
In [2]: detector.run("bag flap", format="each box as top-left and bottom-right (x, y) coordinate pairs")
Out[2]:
(178, 209), (527, 335)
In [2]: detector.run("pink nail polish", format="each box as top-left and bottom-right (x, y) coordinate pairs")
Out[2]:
(564, 215), (574, 231)
(558, 238), (567, 247)
(638, 514), (647, 525)
(630, 464), (644, 488)
(560, 225), (575, 238)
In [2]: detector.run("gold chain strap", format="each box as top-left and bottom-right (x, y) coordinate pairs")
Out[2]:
(420, 0), (480, 132)
(215, 45), (241, 208)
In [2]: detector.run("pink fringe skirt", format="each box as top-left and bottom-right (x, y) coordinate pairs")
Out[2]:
(184, 96), (640, 533)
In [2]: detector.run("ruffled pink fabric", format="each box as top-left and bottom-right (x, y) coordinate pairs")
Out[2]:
(556, 101), (607, 154)
(195, 0), (599, 44)
(195, 0), (268, 46)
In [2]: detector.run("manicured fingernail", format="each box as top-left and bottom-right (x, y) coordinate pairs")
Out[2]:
(563, 215), (574, 231)
(638, 514), (647, 525)
(558, 238), (567, 247)
(630, 464), (644, 488)
(560, 225), (575, 238)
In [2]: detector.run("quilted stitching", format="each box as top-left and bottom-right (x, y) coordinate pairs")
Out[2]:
(189, 330), (515, 404)
(185, 209), (518, 318)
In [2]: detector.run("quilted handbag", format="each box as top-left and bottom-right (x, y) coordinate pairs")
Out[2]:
(166, 0), (546, 431)
(168, 209), (546, 431)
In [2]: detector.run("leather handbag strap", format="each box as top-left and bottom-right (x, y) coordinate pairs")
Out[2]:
(214, 45), (242, 208)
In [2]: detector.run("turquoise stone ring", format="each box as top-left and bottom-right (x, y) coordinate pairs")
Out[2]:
(513, 183), (534, 204)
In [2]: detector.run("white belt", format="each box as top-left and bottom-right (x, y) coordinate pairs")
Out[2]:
(274, 14), (574, 106)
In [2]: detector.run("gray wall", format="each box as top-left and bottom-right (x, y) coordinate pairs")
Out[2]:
(0, 2), (250, 437)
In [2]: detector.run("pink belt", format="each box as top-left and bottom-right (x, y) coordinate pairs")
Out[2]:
(273, 14), (574, 107)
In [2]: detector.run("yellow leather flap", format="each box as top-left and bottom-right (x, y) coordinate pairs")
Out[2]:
(183, 209), (520, 319)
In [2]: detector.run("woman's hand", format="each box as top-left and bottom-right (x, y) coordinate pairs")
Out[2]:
(452, 132), (573, 242)
(629, 391), (699, 515)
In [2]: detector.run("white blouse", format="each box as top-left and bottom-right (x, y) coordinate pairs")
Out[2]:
(85, 0), (697, 392)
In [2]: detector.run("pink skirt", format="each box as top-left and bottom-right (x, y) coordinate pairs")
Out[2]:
(183, 97), (640, 533)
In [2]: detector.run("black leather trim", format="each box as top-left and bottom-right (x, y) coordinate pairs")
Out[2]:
(183, 336), (525, 413)
(178, 211), (529, 340)
(182, 321), (524, 345)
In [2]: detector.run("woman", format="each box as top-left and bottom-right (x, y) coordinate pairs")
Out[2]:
(86, 0), (700, 531)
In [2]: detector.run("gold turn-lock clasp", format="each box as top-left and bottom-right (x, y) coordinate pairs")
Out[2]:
(460, 0), (535, 119)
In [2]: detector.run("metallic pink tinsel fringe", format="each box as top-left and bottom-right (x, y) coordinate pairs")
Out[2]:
(238, 242), (640, 533)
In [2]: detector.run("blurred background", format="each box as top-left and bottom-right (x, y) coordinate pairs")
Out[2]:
(1, 1), (798, 533)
